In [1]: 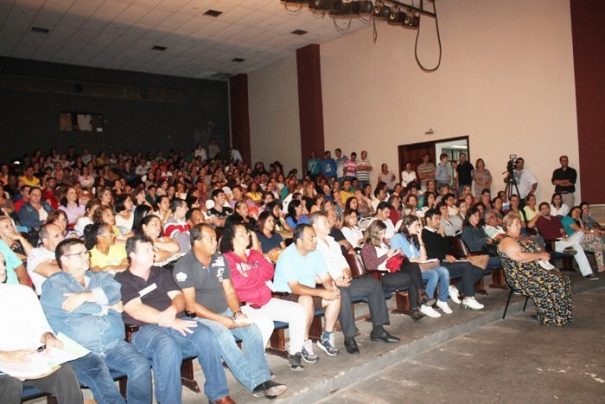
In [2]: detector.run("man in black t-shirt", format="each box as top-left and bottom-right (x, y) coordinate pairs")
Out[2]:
(207, 188), (233, 228)
(456, 153), (474, 196)
(115, 235), (232, 404)
(551, 155), (577, 208)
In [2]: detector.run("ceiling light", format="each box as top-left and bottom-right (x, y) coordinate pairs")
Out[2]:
(291, 29), (308, 35)
(203, 9), (223, 17)
(152, 45), (167, 51)
(31, 26), (50, 34)
(372, 3), (390, 18)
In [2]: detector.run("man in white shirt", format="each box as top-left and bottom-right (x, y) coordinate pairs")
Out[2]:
(483, 211), (505, 241)
(26, 223), (64, 295)
(0, 256), (83, 404)
(514, 157), (538, 200)
(311, 213), (399, 355)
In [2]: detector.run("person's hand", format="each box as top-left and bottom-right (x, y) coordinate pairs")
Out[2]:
(157, 306), (177, 327)
(444, 255), (456, 263)
(538, 252), (550, 261)
(387, 249), (399, 258)
(170, 318), (198, 336)
(321, 288), (340, 301)
(217, 315), (237, 329)
(486, 238), (493, 245)
(334, 275), (351, 288)
(110, 301), (124, 313)
(62, 291), (93, 312)
(234, 311), (248, 321)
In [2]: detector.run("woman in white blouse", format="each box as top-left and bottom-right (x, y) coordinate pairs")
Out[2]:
(550, 193), (570, 217)
(401, 162), (417, 187)
(341, 209), (364, 249)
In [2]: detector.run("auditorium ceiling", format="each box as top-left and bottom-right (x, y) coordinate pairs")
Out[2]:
(0, 0), (370, 79)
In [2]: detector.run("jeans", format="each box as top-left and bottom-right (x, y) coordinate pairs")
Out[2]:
(421, 266), (450, 302)
(0, 365), (83, 404)
(196, 309), (271, 391)
(131, 323), (229, 403)
(443, 261), (483, 297)
(102, 340), (151, 404)
(70, 353), (126, 404)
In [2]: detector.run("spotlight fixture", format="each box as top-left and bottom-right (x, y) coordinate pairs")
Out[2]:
(387, 9), (405, 24)
(309, 0), (335, 10)
(372, 3), (390, 18)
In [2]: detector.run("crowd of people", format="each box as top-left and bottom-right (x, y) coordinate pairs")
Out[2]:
(0, 145), (601, 403)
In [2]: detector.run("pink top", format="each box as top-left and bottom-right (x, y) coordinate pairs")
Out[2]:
(224, 250), (274, 307)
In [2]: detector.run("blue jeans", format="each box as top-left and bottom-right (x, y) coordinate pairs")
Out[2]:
(421, 266), (450, 302)
(131, 323), (229, 403)
(102, 340), (152, 404)
(70, 353), (126, 404)
(196, 309), (270, 391)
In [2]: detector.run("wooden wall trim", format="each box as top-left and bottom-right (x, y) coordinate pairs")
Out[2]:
(229, 74), (251, 165)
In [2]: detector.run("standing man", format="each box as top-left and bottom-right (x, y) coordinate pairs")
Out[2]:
(321, 151), (337, 180)
(356, 150), (373, 189)
(307, 151), (321, 181)
(435, 153), (453, 189)
(456, 153), (474, 196)
(335, 148), (348, 182)
(417, 153), (435, 190)
(514, 157), (538, 201)
(42, 239), (152, 404)
(551, 155), (577, 208)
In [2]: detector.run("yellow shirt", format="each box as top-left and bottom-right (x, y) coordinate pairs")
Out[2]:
(90, 244), (127, 269)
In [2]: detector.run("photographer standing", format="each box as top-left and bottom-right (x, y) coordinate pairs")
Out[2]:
(514, 157), (538, 201)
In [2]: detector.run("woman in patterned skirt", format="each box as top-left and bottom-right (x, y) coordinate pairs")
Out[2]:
(498, 213), (573, 326)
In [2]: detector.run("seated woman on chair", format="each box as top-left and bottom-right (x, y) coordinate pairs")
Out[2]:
(497, 213), (572, 326)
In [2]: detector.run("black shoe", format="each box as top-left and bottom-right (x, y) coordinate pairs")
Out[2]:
(585, 274), (599, 281)
(370, 330), (400, 343)
(344, 337), (360, 354)
(288, 352), (304, 371)
(253, 380), (288, 399)
(409, 309), (424, 321)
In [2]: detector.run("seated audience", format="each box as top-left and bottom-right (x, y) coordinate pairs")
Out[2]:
(550, 193), (569, 217)
(255, 211), (285, 262)
(41, 239), (151, 404)
(498, 213), (573, 326)
(136, 215), (180, 263)
(163, 198), (191, 253)
(284, 199), (310, 231)
(580, 202), (604, 236)
(531, 202), (597, 280)
(341, 209), (364, 249)
(391, 215), (452, 317)
(312, 213), (399, 354)
(220, 223), (307, 370)
(360, 220), (426, 320)
(0, 215), (33, 261)
(114, 194), (135, 233)
(422, 208), (485, 310)
(461, 206), (502, 270)
(438, 202), (463, 236)
(173, 224), (287, 399)
(273, 224), (342, 361)
(27, 223), (64, 294)
(84, 223), (128, 273)
(0, 257), (83, 404)
(115, 235), (234, 404)
(561, 206), (604, 272)
(18, 187), (51, 231)
(74, 198), (101, 237)
(59, 187), (85, 228)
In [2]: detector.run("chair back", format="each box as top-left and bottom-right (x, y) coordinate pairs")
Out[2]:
(345, 252), (367, 278)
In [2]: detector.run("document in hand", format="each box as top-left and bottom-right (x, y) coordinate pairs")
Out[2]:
(0, 333), (89, 379)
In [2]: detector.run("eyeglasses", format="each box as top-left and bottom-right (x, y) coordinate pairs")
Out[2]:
(63, 250), (89, 258)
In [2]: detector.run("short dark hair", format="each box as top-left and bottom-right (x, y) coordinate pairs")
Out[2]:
(170, 198), (186, 212)
(424, 207), (441, 220)
(186, 207), (201, 221)
(190, 223), (215, 246)
(293, 223), (312, 241)
(125, 234), (153, 259)
(55, 239), (86, 269)
(211, 189), (224, 200)
(376, 201), (390, 212)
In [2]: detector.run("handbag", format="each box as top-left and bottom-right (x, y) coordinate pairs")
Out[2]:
(467, 254), (489, 270)
(418, 260), (440, 271)
(385, 253), (405, 273)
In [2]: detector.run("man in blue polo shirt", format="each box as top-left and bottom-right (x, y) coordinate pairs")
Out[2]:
(274, 224), (341, 362)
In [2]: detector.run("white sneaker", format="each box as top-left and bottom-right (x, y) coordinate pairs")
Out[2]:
(448, 285), (461, 304)
(463, 297), (484, 310)
(436, 300), (453, 314)
(419, 304), (441, 318)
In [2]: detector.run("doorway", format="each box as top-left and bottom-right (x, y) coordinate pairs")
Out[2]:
(397, 136), (470, 182)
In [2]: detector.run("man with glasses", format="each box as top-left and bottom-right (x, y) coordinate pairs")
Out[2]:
(172, 224), (287, 399)
(0, 252), (83, 404)
(273, 224), (342, 361)
(41, 239), (151, 404)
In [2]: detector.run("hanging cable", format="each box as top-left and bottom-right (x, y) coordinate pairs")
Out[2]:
(414, 0), (442, 72)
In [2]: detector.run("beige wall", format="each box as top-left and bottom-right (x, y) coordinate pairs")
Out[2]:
(321, 0), (579, 202)
(248, 55), (302, 174)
